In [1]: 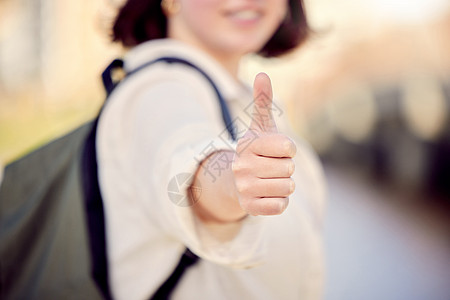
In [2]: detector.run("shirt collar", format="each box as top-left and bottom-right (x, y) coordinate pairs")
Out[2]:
(123, 39), (249, 102)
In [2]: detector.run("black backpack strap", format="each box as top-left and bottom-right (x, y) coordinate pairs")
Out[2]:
(156, 57), (237, 141)
(102, 59), (124, 96)
(86, 56), (237, 300)
(149, 248), (199, 300)
(103, 56), (237, 141)
(82, 117), (113, 300)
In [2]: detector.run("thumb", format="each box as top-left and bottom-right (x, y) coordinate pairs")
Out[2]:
(250, 72), (277, 133)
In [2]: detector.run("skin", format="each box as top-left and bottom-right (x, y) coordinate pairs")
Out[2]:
(165, 0), (297, 223)
(167, 0), (288, 77)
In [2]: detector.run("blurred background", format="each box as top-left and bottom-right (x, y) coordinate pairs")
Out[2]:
(1, 0), (449, 299)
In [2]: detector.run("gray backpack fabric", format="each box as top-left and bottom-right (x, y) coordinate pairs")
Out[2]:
(0, 122), (103, 299)
(0, 57), (235, 300)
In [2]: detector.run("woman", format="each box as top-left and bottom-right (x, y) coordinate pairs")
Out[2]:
(98, 0), (326, 298)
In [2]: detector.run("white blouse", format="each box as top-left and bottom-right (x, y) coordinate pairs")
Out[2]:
(96, 39), (326, 300)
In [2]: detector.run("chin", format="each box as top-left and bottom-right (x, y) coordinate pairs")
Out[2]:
(220, 40), (267, 56)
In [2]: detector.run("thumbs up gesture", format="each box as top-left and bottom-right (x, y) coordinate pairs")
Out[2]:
(232, 73), (296, 216)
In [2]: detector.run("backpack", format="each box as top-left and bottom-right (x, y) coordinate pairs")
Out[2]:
(0, 57), (236, 299)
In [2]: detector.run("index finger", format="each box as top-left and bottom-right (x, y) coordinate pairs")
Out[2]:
(248, 134), (297, 158)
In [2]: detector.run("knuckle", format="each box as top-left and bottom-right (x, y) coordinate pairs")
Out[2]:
(239, 198), (249, 209)
(235, 180), (249, 195)
(240, 198), (256, 215)
(231, 160), (242, 174)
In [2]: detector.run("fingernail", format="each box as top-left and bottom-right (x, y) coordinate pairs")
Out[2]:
(284, 140), (296, 157)
(278, 201), (285, 213)
(288, 161), (295, 175)
(289, 180), (296, 194)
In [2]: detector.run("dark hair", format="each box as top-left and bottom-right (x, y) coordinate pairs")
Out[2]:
(112, 0), (310, 57)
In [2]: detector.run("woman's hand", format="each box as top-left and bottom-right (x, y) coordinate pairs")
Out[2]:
(232, 73), (296, 216)
(191, 73), (296, 224)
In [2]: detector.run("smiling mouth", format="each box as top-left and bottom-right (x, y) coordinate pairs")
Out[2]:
(227, 9), (262, 22)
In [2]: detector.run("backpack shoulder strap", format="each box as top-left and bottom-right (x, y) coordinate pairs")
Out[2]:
(102, 56), (237, 140)
(87, 56), (236, 299)
(101, 59), (124, 96)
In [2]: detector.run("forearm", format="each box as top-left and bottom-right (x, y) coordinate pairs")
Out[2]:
(190, 150), (247, 224)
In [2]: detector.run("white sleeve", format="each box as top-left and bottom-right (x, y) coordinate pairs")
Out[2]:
(106, 72), (267, 268)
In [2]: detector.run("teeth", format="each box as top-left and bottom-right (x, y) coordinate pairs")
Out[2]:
(231, 10), (260, 20)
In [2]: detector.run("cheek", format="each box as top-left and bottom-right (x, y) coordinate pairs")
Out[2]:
(261, 0), (289, 39)
(276, 0), (289, 23)
(179, 0), (220, 28)
(180, 0), (220, 14)
(265, 1), (289, 38)
(270, 0), (288, 23)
